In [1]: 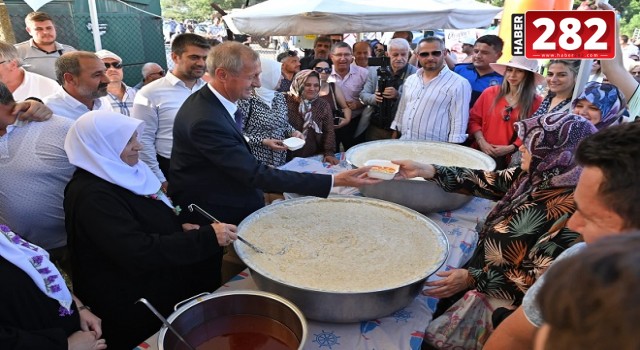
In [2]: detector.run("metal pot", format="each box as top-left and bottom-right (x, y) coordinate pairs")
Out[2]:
(235, 196), (449, 323)
(158, 290), (307, 350)
(345, 140), (496, 213)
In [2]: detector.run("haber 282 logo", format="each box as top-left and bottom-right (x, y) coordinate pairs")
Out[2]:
(512, 11), (616, 59)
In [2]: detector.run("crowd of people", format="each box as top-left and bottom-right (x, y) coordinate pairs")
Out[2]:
(1, 2), (640, 349)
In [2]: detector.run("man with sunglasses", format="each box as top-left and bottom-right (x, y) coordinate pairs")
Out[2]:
(132, 34), (210, 193)
(133, 62), (165, 90)
(390, 37), (470, 143)
(95, 50), (137, 117)
(43, 51), (111, 120)
(276, 50), (300, 93)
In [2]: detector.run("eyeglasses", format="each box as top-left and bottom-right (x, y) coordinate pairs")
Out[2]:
(418, 50), (443, 58)
(104, 62), (123, 69)
(150, 70), (165, 77)
(503, 105), (513, 121)
(313, 67), (332, 73)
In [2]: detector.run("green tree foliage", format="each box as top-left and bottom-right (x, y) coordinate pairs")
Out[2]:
(160, 0), (246, 21)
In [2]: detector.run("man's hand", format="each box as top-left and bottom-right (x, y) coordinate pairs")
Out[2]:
(13, 100), (53, 122)
(346, 100), (363, 110)
(381, 86), (399, 99)
(68, 331), (107, 350)
(262, 138), (288, 151)
(333, 166), (382, 187)
(212, 222), (238, 246)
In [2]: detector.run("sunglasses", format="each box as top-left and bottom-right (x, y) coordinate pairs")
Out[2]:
(418, 50), (443, 58)
(313, 67), (332, 74)
(503, 105), (513, 121)
(104, 62), (123, 69)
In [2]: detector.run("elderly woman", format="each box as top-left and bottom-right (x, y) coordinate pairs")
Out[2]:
(0, 225), (105, 350)
(396, 112), (597, 349)
(285, 69), (339, 164)
(238, 58), (301, 167)
(468, 56), (543, 169)
(63, 111), (237, 349)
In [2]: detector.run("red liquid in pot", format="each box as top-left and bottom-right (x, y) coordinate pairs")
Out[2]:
(189, 314), (299, 350)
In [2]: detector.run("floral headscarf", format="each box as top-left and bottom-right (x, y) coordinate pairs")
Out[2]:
(289, 69), (322, 137)
(485, 113), (598, 227)
(572, 82), (626, 130)
(0, 224), (73, 316)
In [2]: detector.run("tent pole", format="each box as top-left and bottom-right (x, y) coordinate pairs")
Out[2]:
(88, 0), (102, 51)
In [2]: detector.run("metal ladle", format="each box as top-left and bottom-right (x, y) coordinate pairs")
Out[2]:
(187, 203), (266, 254)
(136, 298), (196, 350)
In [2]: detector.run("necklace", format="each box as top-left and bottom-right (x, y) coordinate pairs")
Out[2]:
(505, 93), (519, 105)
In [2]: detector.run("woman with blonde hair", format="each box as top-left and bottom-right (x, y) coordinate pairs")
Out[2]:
(468, 56), (543, 169)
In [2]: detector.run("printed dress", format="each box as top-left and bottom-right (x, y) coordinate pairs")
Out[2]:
(239, 93), (296, 167)
(432, 165), (580, 303)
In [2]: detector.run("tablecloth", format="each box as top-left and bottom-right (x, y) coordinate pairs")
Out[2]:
(136, 157), (496, 350)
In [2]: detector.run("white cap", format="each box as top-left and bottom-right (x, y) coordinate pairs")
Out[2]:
(95, 49), (122, 63)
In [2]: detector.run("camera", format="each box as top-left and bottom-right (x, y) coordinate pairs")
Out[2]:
(375, 57), (394, 123)
(333, 117), (342, 126)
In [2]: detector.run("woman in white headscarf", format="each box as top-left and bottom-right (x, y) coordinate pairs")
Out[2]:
(0, 224), (106, 350)
(285, 69), (339, 164)
(238, 58), (302, 167)
(63, 111), (237, 350)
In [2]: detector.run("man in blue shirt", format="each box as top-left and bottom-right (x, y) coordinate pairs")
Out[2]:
(453, 35), (504, 107)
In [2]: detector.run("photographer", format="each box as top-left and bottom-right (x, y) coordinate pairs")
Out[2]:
(360, 38), (418, 140)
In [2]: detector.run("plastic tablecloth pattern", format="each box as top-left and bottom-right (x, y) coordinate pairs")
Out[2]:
(136, 157), (495, 350)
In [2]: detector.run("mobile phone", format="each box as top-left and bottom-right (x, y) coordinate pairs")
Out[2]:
(334, 117), (342, 126)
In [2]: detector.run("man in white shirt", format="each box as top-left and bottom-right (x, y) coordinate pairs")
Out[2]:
(132, 33), (209, 192)
(0, 41), (61, 101)
(391, 37), (471, 143)
(14, 11), (76, 81)
(43, 51), (110, 119)
(96, 49), (137, 116)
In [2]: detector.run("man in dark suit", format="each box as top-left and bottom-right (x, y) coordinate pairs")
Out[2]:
(170, 41), (378, 282)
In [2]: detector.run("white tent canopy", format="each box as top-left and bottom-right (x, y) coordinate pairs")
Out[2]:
(224, 0), (502, 36)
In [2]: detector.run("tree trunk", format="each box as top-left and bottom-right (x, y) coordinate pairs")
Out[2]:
(0, 0), (16, 44)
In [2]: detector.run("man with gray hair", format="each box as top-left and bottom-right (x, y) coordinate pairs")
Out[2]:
(0, 40), (60, 101)
(133, 62), (165, 90)
(0, 81), (75, 270)
(169, 41), (380, 284)
(360, 38), (417, 140)
(43, 51), (110, 119)
(15, 11), (76, 80)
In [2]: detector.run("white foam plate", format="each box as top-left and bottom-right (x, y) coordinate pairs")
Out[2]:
(283, 137), (305, 151)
